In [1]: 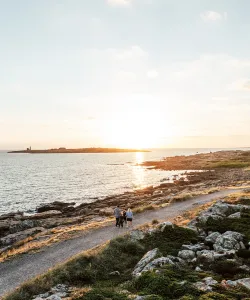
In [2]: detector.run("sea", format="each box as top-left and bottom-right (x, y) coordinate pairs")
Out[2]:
(0, 148), (249, 215)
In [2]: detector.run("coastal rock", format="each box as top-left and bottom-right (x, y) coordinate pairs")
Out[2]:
(37, 202), (75, 213)
(213, 231), (245, 252)
(28, 211), (62, 220)
(132, 248), (161, 277)
(99, 208), (114, 216)
(0, 220), (9, 236)
(0, 227), (44, 246)
(9, 220), (41, 234)
(178, 250), (195, 261)
(0, 212), (23, 221)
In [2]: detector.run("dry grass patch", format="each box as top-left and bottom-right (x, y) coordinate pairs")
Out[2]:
(0, 218), (113, 263)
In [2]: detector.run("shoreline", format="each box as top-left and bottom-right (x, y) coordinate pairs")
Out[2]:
(1, 150), (250, 261)
(8, 147), (150, 154)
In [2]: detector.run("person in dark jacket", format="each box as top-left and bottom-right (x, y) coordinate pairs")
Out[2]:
(114, 205), (121, 227)
(118, 212), (124, 228)
(123, 209), (127, 225)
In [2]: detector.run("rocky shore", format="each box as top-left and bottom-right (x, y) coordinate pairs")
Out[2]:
(1, 150), (250, 261)
(4, 190), (250, 300)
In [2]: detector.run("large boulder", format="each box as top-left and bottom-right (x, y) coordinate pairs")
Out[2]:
(0, 227), (44, 246)
(213, 231), (245, 252)
(132, 248), (161, 277)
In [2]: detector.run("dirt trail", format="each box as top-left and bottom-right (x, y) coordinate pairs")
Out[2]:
(0, 188), (243, 296)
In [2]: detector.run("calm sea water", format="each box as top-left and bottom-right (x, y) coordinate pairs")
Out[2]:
(0, 148), (249, 214)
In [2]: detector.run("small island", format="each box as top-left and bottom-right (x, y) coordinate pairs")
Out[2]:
(8, 147), (150, 154)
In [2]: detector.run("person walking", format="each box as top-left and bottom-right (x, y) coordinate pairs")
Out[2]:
(123, 209), (127, 226)
(126, 208), (133, 228)
(114, 205), (121, 227)
(118, 211), (124, 228)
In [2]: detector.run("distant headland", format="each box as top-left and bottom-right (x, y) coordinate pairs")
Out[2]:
(8, 147), (150, 154)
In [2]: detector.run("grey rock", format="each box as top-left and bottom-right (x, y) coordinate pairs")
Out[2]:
(236, 278), (250, 290)
(46, 295), (62, 300)
(193, 282), (213, 292)
(109, 271), (120, 276)
(197, 250), (215, 263)
(50, 284), (68, 293)
(213, 231), (245, 252)
(205, 232), (221, 244)
(33, 292), (50, 299)
(227, 212), (241, 219)
(157, 221), (173, 232)
(182, 243), (207, 252)
(132, 248), (160, 277)
(204, 277), (218, 286)
(9, 220), (41, 234)
(130, 230), (145, 241)
(178, 250), (195, 261)
(142, 257), (174, 273)
(0, 227), (45, 246)
(225, 278), (250, 290)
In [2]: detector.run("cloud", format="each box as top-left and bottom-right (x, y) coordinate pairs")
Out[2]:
(243, 80), (250, 90)
(107, 0), (133, 6)
(147, 70), (159, 79)
(200, 11), (227, 22)
(106, 45), (148, 60)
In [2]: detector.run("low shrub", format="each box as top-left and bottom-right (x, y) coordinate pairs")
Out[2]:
(211, 260), (241, 277)
(237, 249), (250, 259)
(75, 288), (129, 300)
(142, 225), (198, 256)
(198, 292), (231, 300)
(152, 219), (159, 225)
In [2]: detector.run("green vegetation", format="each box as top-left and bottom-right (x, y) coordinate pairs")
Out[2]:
(4, 217), (250, 300)
(198, 209), (250, 240)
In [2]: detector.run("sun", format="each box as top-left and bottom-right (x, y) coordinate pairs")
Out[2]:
(100, 113), (170, 149)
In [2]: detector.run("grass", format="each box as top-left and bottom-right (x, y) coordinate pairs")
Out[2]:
(0, 218), (113, 263)
(3, 225), (198, 300)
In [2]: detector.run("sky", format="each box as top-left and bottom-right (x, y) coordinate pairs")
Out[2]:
(1, 0), (250, 149)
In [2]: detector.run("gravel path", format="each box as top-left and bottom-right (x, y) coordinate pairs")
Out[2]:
(0, 188), (242, 296)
